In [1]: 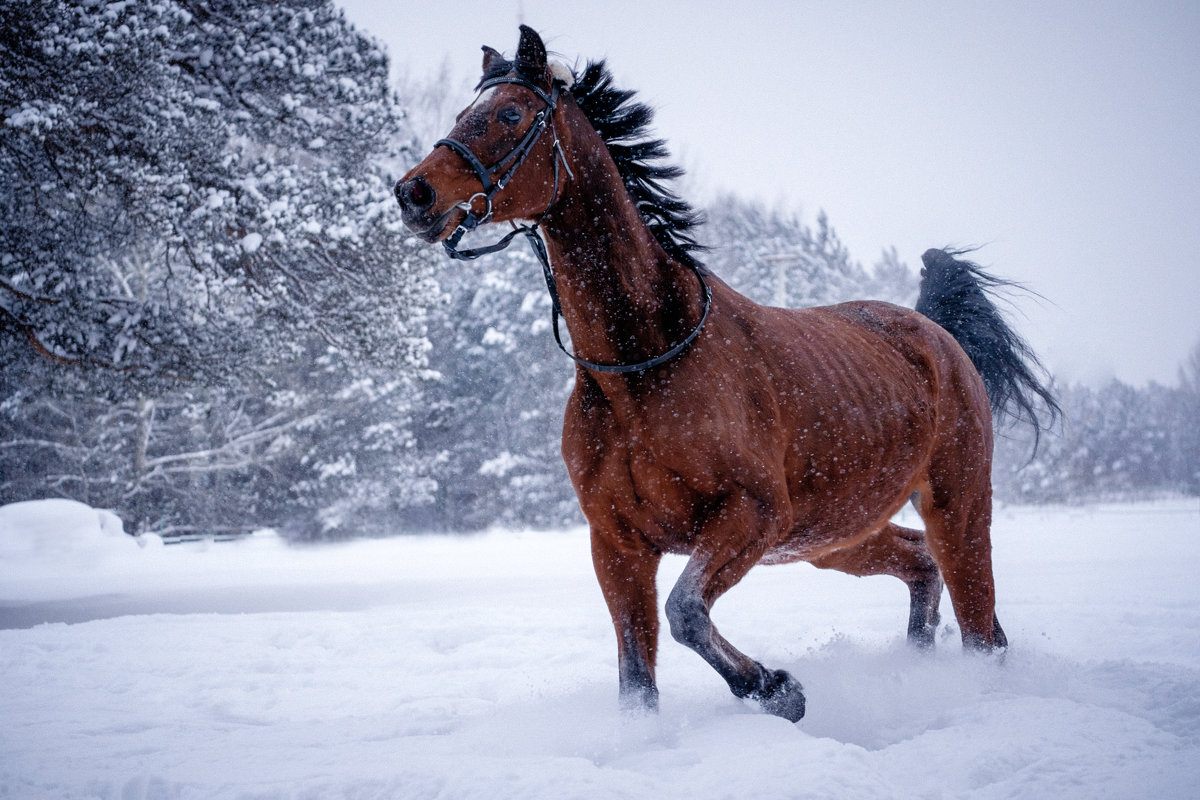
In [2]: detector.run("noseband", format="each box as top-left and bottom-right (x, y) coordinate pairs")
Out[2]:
(435, 75), (568, 260)
(433, 75), (711, 375)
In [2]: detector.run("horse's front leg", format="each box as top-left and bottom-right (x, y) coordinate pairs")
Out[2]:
(665, 492), (806, 722)
(591, 526), (663, 713)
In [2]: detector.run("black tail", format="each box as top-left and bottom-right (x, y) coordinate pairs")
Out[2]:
(915, 248), (1061, 448)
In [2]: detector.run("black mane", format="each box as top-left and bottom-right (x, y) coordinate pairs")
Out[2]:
(570, 61), (706, 270)
(478, 56), (706, 271)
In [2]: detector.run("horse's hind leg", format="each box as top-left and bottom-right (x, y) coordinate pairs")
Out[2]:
(664, 494), (806, 722)
(808, 522), (943, 647)
(920, 457), (1007, 651)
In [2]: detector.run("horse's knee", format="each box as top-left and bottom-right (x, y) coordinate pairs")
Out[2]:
(665, 587), (709, 648)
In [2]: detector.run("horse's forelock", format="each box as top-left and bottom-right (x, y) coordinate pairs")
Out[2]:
(549, 59), (575, 87)
(475, 54), (572, 91)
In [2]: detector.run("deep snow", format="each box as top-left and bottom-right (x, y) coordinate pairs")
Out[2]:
(1, 498), (1198, 799)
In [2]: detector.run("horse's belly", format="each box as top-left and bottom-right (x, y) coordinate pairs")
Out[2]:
(762, 485), (918, 565)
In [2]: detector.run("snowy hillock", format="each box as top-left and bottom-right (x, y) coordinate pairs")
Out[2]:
(0, 499), (143, 563)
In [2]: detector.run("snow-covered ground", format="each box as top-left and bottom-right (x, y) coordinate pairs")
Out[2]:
(1, 498), (1198, 799)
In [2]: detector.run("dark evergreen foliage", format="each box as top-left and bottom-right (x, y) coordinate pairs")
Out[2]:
(1, 0), (439, 536)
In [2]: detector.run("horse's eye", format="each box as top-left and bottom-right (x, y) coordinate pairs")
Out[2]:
(498, 107), (522, 125)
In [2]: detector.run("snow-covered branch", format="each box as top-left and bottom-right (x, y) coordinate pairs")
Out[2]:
(141, 413), (321, 471)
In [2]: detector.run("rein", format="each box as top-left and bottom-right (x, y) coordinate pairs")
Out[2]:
(435, 76), (711, 375)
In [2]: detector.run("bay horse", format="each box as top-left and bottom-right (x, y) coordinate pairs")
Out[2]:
(394, 26), (1059, 722)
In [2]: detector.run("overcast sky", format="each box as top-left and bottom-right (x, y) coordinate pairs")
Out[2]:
(340, 0), (1200, 387)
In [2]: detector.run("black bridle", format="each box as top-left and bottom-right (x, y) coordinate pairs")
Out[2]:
(434, 75), (711, 375)
(435, 76), (566, 259)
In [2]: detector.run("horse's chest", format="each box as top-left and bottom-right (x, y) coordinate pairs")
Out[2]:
(564, 404), (726, 541)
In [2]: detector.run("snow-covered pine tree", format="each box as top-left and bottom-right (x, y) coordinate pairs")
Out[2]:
(1178, 339), (1200, 495)
(3, 0), (434, 380)
(397, 243), (580, 532)
(1, 0), (439, 534)
(991, 370), (1200, 503)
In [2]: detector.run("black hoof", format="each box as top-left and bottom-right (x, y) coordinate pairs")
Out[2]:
(992, 614), (1008, 649)
(752, 669), (806, 722)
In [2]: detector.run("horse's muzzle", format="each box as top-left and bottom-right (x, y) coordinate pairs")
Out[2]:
(394, 176), (451, 241)
(395, 176), (435, 215)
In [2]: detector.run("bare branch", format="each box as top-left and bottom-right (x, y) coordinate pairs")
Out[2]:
(141, 412), (320, 471)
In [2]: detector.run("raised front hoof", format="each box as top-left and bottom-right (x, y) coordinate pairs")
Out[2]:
(752, 669), (806, 723)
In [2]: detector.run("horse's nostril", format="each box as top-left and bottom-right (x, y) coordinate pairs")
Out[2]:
(395, 177), (436, 212)
(407, 177), (434, 209)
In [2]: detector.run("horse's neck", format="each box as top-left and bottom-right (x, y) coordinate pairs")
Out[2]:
(539, 135), (701, 371)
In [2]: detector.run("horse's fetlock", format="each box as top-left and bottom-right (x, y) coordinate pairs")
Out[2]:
(727, 662), (769, 699)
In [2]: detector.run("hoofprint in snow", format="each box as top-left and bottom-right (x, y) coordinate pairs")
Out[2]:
(1, 499), (1198, 799)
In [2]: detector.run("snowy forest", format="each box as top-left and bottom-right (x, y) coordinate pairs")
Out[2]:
(3, 0), (1198, 540)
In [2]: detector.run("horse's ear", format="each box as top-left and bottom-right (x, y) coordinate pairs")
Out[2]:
(481, 45), (505, 75)
(515, 25), (548, 83)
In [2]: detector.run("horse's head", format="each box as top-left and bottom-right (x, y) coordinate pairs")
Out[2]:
(395, 26), (569, 244)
